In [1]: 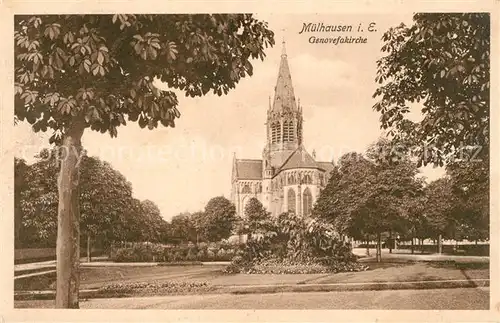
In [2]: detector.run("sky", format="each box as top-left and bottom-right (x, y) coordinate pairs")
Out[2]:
(12, 13), (445, 221)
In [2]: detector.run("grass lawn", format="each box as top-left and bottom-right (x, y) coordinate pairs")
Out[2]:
(15, 260), (489, 298)
(302, 261), (489, 285)
(15, 265), (226, 291)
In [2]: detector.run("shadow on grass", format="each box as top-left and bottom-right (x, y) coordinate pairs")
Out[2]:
(15, 272), (56, 291)
(426, 261), (489, 270)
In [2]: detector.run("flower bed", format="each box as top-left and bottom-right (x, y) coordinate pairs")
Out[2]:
(224, 257), (369, 274)
(96, 281), (215, 297)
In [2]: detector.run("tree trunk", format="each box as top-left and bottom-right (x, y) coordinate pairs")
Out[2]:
(86, 234), (91, 263)
(55, 122), (85, 309)
(389, 230), (393, 254)
(411, 236), (415, 254)
(438, 234), (442, 254)
(365, 236), (370, 256)
(376, 233), (382, 263)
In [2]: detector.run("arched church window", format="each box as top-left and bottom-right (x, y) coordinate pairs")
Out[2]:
(242, 184), (251, 194)
(304, 174), (312, 184)
(287, 188), (296, 214)
(303, 187), (313, 216)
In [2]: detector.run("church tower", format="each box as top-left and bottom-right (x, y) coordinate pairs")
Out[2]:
(231, 39), (336, 222)
(265, 41), (304, 169)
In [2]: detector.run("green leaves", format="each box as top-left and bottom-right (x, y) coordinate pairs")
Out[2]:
(15, 14), (274, 140)
(373, 13), (490, 166)
(165, 41), (178, 61)
(131, 33), (164, 61)
(20, 90), (38, 105)
(91, 63), (105, 76)
(44, 23), (61, 40)
(57, 97), (77, 115)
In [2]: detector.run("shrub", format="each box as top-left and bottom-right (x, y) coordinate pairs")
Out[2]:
(225, 213), (364, 274)
(110, 242), (236, 263)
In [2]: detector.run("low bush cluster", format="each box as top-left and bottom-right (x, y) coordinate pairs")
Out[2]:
(111, 242), (237, 263)
(225, 212), (368, 275)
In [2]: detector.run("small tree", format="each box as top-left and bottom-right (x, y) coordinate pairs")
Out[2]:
(241, 197), (272, 240)
(203, 196), (237, 242)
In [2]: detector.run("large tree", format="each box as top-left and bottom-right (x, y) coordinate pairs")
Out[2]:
(373, 13), (489, 166)
(170, 212), (198, 244)
(446, 159), (489, 242)
(14, 14), (274, 307)
(203, 196), (237, 242)
(14, 158), (29, 248)
(18, 150), (60, 247)
(18, 150), (141, 252)
(422, 178), (457, 251)
(313, 139), (423, 262)
(138, 200), (170, 243)
(78, 156), (134, 260)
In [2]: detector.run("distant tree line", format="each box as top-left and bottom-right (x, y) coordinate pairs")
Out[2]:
(313, 138), (489, 261)
(15, 149), (238, 256)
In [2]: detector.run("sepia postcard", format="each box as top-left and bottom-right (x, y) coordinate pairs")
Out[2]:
(0, 0), (498, 322)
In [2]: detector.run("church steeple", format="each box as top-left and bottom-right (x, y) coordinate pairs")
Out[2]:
(271, 40), (298, 114)
(265, 40), (304, 168)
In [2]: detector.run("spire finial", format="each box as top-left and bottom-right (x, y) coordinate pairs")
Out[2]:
(281, 30), (287, 57)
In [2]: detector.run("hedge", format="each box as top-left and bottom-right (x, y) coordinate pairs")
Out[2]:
(111, 242), (238, 263)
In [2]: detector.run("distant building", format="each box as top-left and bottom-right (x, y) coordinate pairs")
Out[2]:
(231, 42), (334, 218)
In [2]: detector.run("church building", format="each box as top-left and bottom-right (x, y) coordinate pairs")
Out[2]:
(231, 42), (335, 218)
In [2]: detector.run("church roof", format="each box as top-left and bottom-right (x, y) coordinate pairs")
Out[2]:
(279, 145), (318, 171)
(271, 41), (298, 114)
(316, 161), (335, 174)
(234, 159), (262, 180)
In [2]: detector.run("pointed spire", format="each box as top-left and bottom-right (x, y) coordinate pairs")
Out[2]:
(271, 38), (297, 114)
(281, 37), (287, 57)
